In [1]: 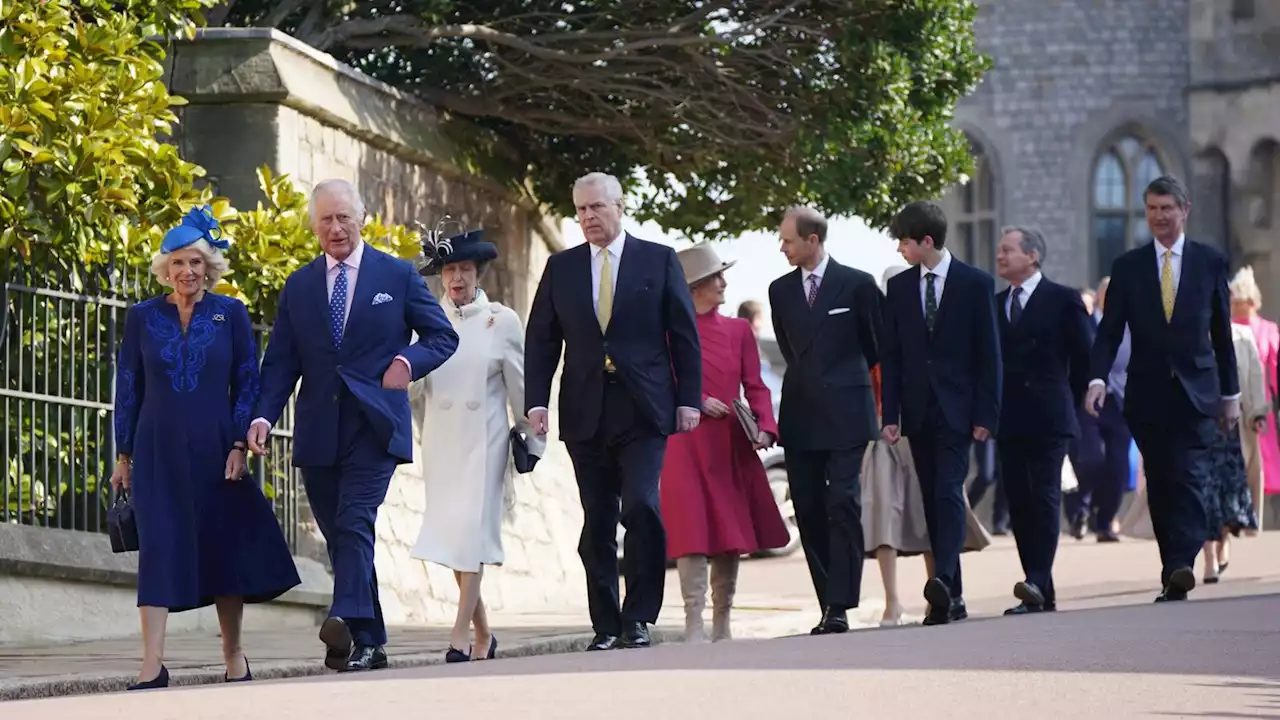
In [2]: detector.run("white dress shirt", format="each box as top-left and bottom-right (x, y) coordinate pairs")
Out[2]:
(801, 251), (830, 301)
(1006, 270), (1042, 320)
(919, 249), (953, 316)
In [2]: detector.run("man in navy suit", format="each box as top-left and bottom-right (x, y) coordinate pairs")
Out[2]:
(993, 226), (1091, 614)
(1086, 175), (1240, 602)
(525, 172), (701, 651)
(247, 179), (458, 671)
(880, 201), (1001, 626)
(768, 207), (883, 635)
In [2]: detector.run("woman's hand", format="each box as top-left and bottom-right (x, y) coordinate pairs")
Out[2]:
(225, 446), (248, 481)
(753, 431), (777, 451)
(110, 458), (131, 491)
(702, 397), (731, 418)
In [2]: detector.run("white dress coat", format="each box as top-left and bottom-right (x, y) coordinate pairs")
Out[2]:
(410, 288), (545, 572)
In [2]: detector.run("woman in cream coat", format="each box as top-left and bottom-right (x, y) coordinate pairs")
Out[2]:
(410, 228), (544, 662)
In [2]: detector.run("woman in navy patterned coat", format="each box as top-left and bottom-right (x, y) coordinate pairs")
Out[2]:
(110, 207), (300, 690)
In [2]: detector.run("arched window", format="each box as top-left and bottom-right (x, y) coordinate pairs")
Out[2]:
(946, 136), (999, 274)
(1092, 134), (1166, 280)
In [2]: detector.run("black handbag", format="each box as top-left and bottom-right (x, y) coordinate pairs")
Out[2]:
(510, 428), (540, 474)
(107, 489), (139, 553)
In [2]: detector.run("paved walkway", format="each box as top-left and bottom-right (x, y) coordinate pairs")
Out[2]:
(5, 532), (1279, 702)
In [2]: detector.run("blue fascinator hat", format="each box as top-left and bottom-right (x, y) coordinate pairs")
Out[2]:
(160, 206), (230, 254)
(417, 215), (497, 277)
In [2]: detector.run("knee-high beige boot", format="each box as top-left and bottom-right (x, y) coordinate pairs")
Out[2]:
(676, 555), (710, 643)
(710, 554), (740, 642)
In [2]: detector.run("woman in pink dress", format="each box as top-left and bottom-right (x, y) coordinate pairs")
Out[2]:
(661, 243), (790, 644)
(1230, 266), (1279, 532)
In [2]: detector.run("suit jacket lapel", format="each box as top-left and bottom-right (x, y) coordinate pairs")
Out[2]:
(996, 287), (1011, 335)
(933, 260), (961, 332)
(568, 244), (600, 336)
(1169, 241), (1195, 326)
(1139, 242), (1168, 329)
(344, 245), (381, 344)
(305, 256), (331, 340)
(809, 260), (844, 317)
(608, 235), (643, 333)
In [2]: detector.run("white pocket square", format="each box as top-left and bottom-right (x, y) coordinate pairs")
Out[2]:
(372, 293), (393, 305)
(828, 307), (851, 315)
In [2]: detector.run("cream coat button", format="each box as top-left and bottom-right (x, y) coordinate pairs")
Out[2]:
(466, 400), (481, 411)
(439, 399), (453, 410)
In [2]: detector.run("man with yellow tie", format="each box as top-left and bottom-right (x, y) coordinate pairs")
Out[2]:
(1086, 175), (1240, 603)
(524, 171), (702, 651)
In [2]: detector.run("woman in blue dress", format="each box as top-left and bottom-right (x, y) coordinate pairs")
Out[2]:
(110, 207), (301, 690)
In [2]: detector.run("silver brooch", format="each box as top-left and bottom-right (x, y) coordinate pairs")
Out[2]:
(213, 313), (225, 323)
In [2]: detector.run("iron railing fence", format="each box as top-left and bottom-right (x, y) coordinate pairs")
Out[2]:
(1, 253), (304, 552)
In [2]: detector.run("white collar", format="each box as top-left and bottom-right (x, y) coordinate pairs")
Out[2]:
(802, 251), (830, 281)
(1153, 234), (1185, 257)
(923, 249), (953, 279)
(1012, 270), (1043, 295)
(325, 239), (365, 270)
(590, 230), (626, 258)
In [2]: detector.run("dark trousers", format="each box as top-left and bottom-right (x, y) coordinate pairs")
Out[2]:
(908, 401), (973, 599)
(565, 375), (667, 636)
(301, 390), (396, 647)
(1066, 393), (1131, 530)
(999, 435), (1070, 605)
(785, 444), (868, 610)
(967, 438), (1008, 530)
(1126, 382), (1215, 586)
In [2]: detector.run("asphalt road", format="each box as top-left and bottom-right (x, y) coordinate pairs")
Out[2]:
(14, 592), (1280, 719)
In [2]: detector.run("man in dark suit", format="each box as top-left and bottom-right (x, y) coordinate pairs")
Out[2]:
(880, 200), (1001, 626)
(247, 179), (459, 671)
(993, 226), (1092, 615)
(1086, 175), (1240, 602)
(1067, 277), (1132, 542)
(524, 172), (701, 651)
(768, 207), (882, 635)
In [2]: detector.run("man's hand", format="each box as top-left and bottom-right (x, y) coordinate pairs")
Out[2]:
(1219, 397), (1242, 432)
(528, 409), (549, 436)
(1254, 416), (1268, 435)
(702, 397), (731, 418)
(225, 448), (247, 482)
(972, 426), (990, 442)
(1084, 384), (1107, 418)
(676, 407), (701, 433)
(881, 424), (900, 444)
(753, 431), (777, 450)
(247, 422), (271, 456)
(382, 360), (411, 390)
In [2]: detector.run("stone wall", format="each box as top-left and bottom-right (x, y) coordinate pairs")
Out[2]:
(1188, 0), (1280, 313)
(167, 29), (588, 623)
(950, 0), (1192, 287)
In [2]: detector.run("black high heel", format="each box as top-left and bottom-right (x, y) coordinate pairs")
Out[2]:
(127, 665), (169, 691)
(225, 657), (253, 683)
(445, 645), (471, 663)
(485, 635), (498, 660)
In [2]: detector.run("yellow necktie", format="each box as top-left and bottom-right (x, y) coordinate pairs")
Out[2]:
(598, 249), (615, 371)
(1160, 248), (1175, 322)
(597, 249), (613, 330)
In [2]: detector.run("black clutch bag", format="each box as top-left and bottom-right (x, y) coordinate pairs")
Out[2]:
(510, 428), (540, 474)
(107, 489), (139, 553)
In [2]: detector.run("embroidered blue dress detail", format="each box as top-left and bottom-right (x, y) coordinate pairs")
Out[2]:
(113, 293), (300, 611)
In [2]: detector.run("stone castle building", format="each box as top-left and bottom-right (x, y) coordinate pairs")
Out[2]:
(936, 0), (1279, 309)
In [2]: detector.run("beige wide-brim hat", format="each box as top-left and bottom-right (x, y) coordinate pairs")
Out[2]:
(677, 243), (736, 285)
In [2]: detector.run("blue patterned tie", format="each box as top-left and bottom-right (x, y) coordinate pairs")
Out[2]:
(329, 262), (348, 347)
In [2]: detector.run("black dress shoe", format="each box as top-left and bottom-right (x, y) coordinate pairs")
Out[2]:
(1156, 567), (1196, 603)
(1013, 581), (1045, 608)
(344, 645), (388, 671)
(810, 607), (849, 635)
(319, 617), (353, 671)
(445, 646), (471, 663)
(949, 598), (968, 622)
(127, 665), (169, 691)
(922, 577), (952, 626)
(1069, 516), (1087, 540)
(1096, 531), (1121, 543)
(586, 633), (618, 651)
(1004, 603), (1053, 616)
(619, 622), (652, 649)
